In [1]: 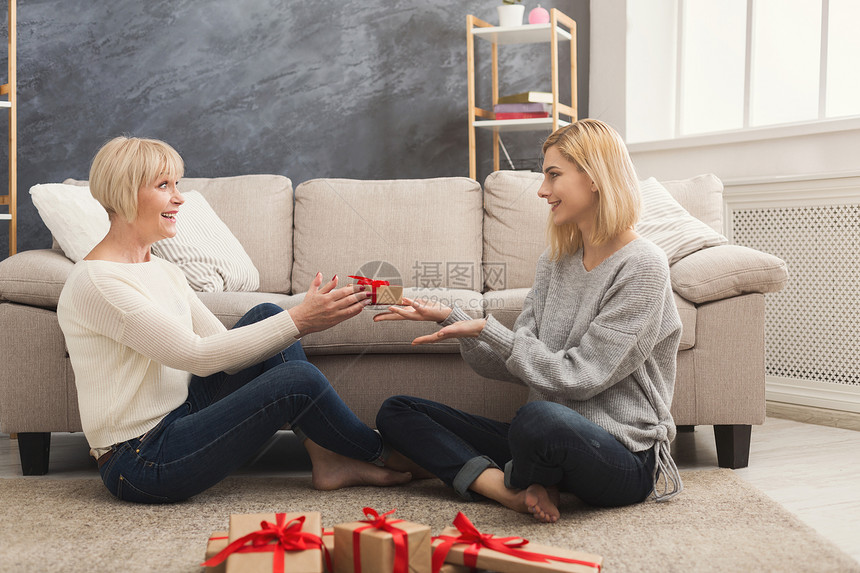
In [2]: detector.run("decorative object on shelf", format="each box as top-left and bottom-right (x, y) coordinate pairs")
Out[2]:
(498, 91), (554, 104)
(528, 4), (550, 24)
(497, 0), (524, 28)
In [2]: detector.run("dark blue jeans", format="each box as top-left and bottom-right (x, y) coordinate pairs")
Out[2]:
(376, 396), (655, 507)
(99, 303), (385, 503)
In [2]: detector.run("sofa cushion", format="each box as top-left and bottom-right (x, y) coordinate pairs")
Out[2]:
(298, 287), (484, 355)
(660, 173), (725, 234)
(637, 178), (729, 264)
(170, 176), (293, 294)
(671, 245), (789, 304)
(292, 178), (482, 294)
(151, 191), (260, 292)
(482, 171), (550, 291)
(30, 184), (109, 263)
(63, 175), (294, 294)
(484, 288), (696, 351)
(0, 249), (74, 309)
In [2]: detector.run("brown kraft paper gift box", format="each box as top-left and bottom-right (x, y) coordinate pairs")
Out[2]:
(432, 521), (602, 573)
(205, 532), (230, 573)
(375, 284), (403, 306)
(225, 512), (325, 573)
(206, 528), (335, 573)
(333, 510), (431, 573)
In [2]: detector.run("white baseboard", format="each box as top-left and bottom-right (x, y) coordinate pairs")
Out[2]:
(766, 376), (860, 414)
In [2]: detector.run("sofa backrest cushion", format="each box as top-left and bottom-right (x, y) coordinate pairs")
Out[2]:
(292, 178), (482, 293)
(660, 173), (725, 234)
(178, 175), (293, 294)
(482, 171), (549, 291)
(637, 178), (729, 264)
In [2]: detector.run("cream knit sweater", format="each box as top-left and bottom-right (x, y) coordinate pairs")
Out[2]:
(57, 257), (299, 450)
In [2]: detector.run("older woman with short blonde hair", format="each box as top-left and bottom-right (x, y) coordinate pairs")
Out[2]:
(375, 119), (683, 522)
(57, 136), (410, 503)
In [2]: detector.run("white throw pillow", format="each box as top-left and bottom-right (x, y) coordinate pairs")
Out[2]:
(29, 184), (110, 262)
(637, 178), (728, 264)
(152, 191), (260, 292)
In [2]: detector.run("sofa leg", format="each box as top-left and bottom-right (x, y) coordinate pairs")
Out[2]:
(713, 425), (751, 469)
(17, 432), (51, 475)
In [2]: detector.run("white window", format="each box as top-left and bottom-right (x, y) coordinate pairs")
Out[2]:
(626, 0), (860, 143)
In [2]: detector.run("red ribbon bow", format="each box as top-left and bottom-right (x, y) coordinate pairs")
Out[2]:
(353, 507), (410, 573)
(431, 512), (601, 572)
(201, 514), (332, 573)
(348, 275), (390, 304)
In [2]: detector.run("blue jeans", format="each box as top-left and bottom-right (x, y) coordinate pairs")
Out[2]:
(99, 303), (386, 503)
(376, 396), (655, 507)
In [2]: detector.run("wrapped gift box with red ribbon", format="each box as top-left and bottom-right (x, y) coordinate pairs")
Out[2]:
(205, 528), (335, 573)
(200, 512), (331, 573)
(348, 276), (403, 306)
(334, 507), (431, 573)
(205, 532), (230, 573)
(431, 512), (602, 573)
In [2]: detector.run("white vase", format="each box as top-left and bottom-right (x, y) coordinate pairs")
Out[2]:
(497, 4), (525, 27)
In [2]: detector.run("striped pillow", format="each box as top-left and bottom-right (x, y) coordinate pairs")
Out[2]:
(152, 191), (260, 292)
(636, 178), (728, 264)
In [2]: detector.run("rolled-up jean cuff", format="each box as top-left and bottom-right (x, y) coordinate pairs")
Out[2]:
(453, 456), (499, 501)
(504, 460), (515, 489)
(374, 438), (390, 467)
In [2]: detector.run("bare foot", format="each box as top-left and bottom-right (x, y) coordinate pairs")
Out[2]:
(525, 484), (561, 523)
(304, 439), (412, 491)
(383, 449), (436, 480)
(469, 469), (561, 523)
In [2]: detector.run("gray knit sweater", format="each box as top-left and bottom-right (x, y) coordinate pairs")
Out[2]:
(445, 237), (684, 499)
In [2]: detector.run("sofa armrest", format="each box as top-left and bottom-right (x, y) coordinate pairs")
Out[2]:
(670, 245), (788, 304)
(0, 249), (74, 309)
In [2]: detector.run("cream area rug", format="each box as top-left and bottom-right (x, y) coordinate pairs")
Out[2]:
(1, 469), (858, 573)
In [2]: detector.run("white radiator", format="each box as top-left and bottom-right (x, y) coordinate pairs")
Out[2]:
(724, 174), (860, 413)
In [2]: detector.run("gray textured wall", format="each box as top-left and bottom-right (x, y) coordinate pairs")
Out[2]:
(0, 0), (588, 257)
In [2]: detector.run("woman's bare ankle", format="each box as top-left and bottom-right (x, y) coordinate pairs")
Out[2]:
(469, 468), (530, 514)
(304, 439), (412, 490)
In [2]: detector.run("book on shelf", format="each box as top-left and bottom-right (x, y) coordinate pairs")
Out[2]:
(494, 111), (550, 120)
(493, 102), (552, 113)
(497, 91), (554, 104)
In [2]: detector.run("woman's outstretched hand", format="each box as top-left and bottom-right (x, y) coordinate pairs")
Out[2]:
(373, 297), (486, 345)
(372, 296), (452, 323)
(410, 318), (487, 345)
(289, 273), (370, 336)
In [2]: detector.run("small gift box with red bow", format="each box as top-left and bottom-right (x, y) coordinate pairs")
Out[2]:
(205, 527), (335, 573)
(348, 276), (403, 307)
(334, 507), (432, 573)
(201, 512), (332, 573)
(431, 512), (602, 573)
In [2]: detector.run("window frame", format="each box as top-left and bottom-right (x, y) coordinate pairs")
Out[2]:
(630, 0), (858, 147)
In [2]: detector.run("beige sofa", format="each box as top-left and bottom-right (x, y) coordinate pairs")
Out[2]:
(0, 171), (788, 475)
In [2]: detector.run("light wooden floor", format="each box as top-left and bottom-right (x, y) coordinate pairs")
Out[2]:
(2, 417), (859, 565)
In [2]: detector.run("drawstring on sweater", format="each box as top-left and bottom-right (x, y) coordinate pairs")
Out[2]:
(652, 439), (683, 501)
